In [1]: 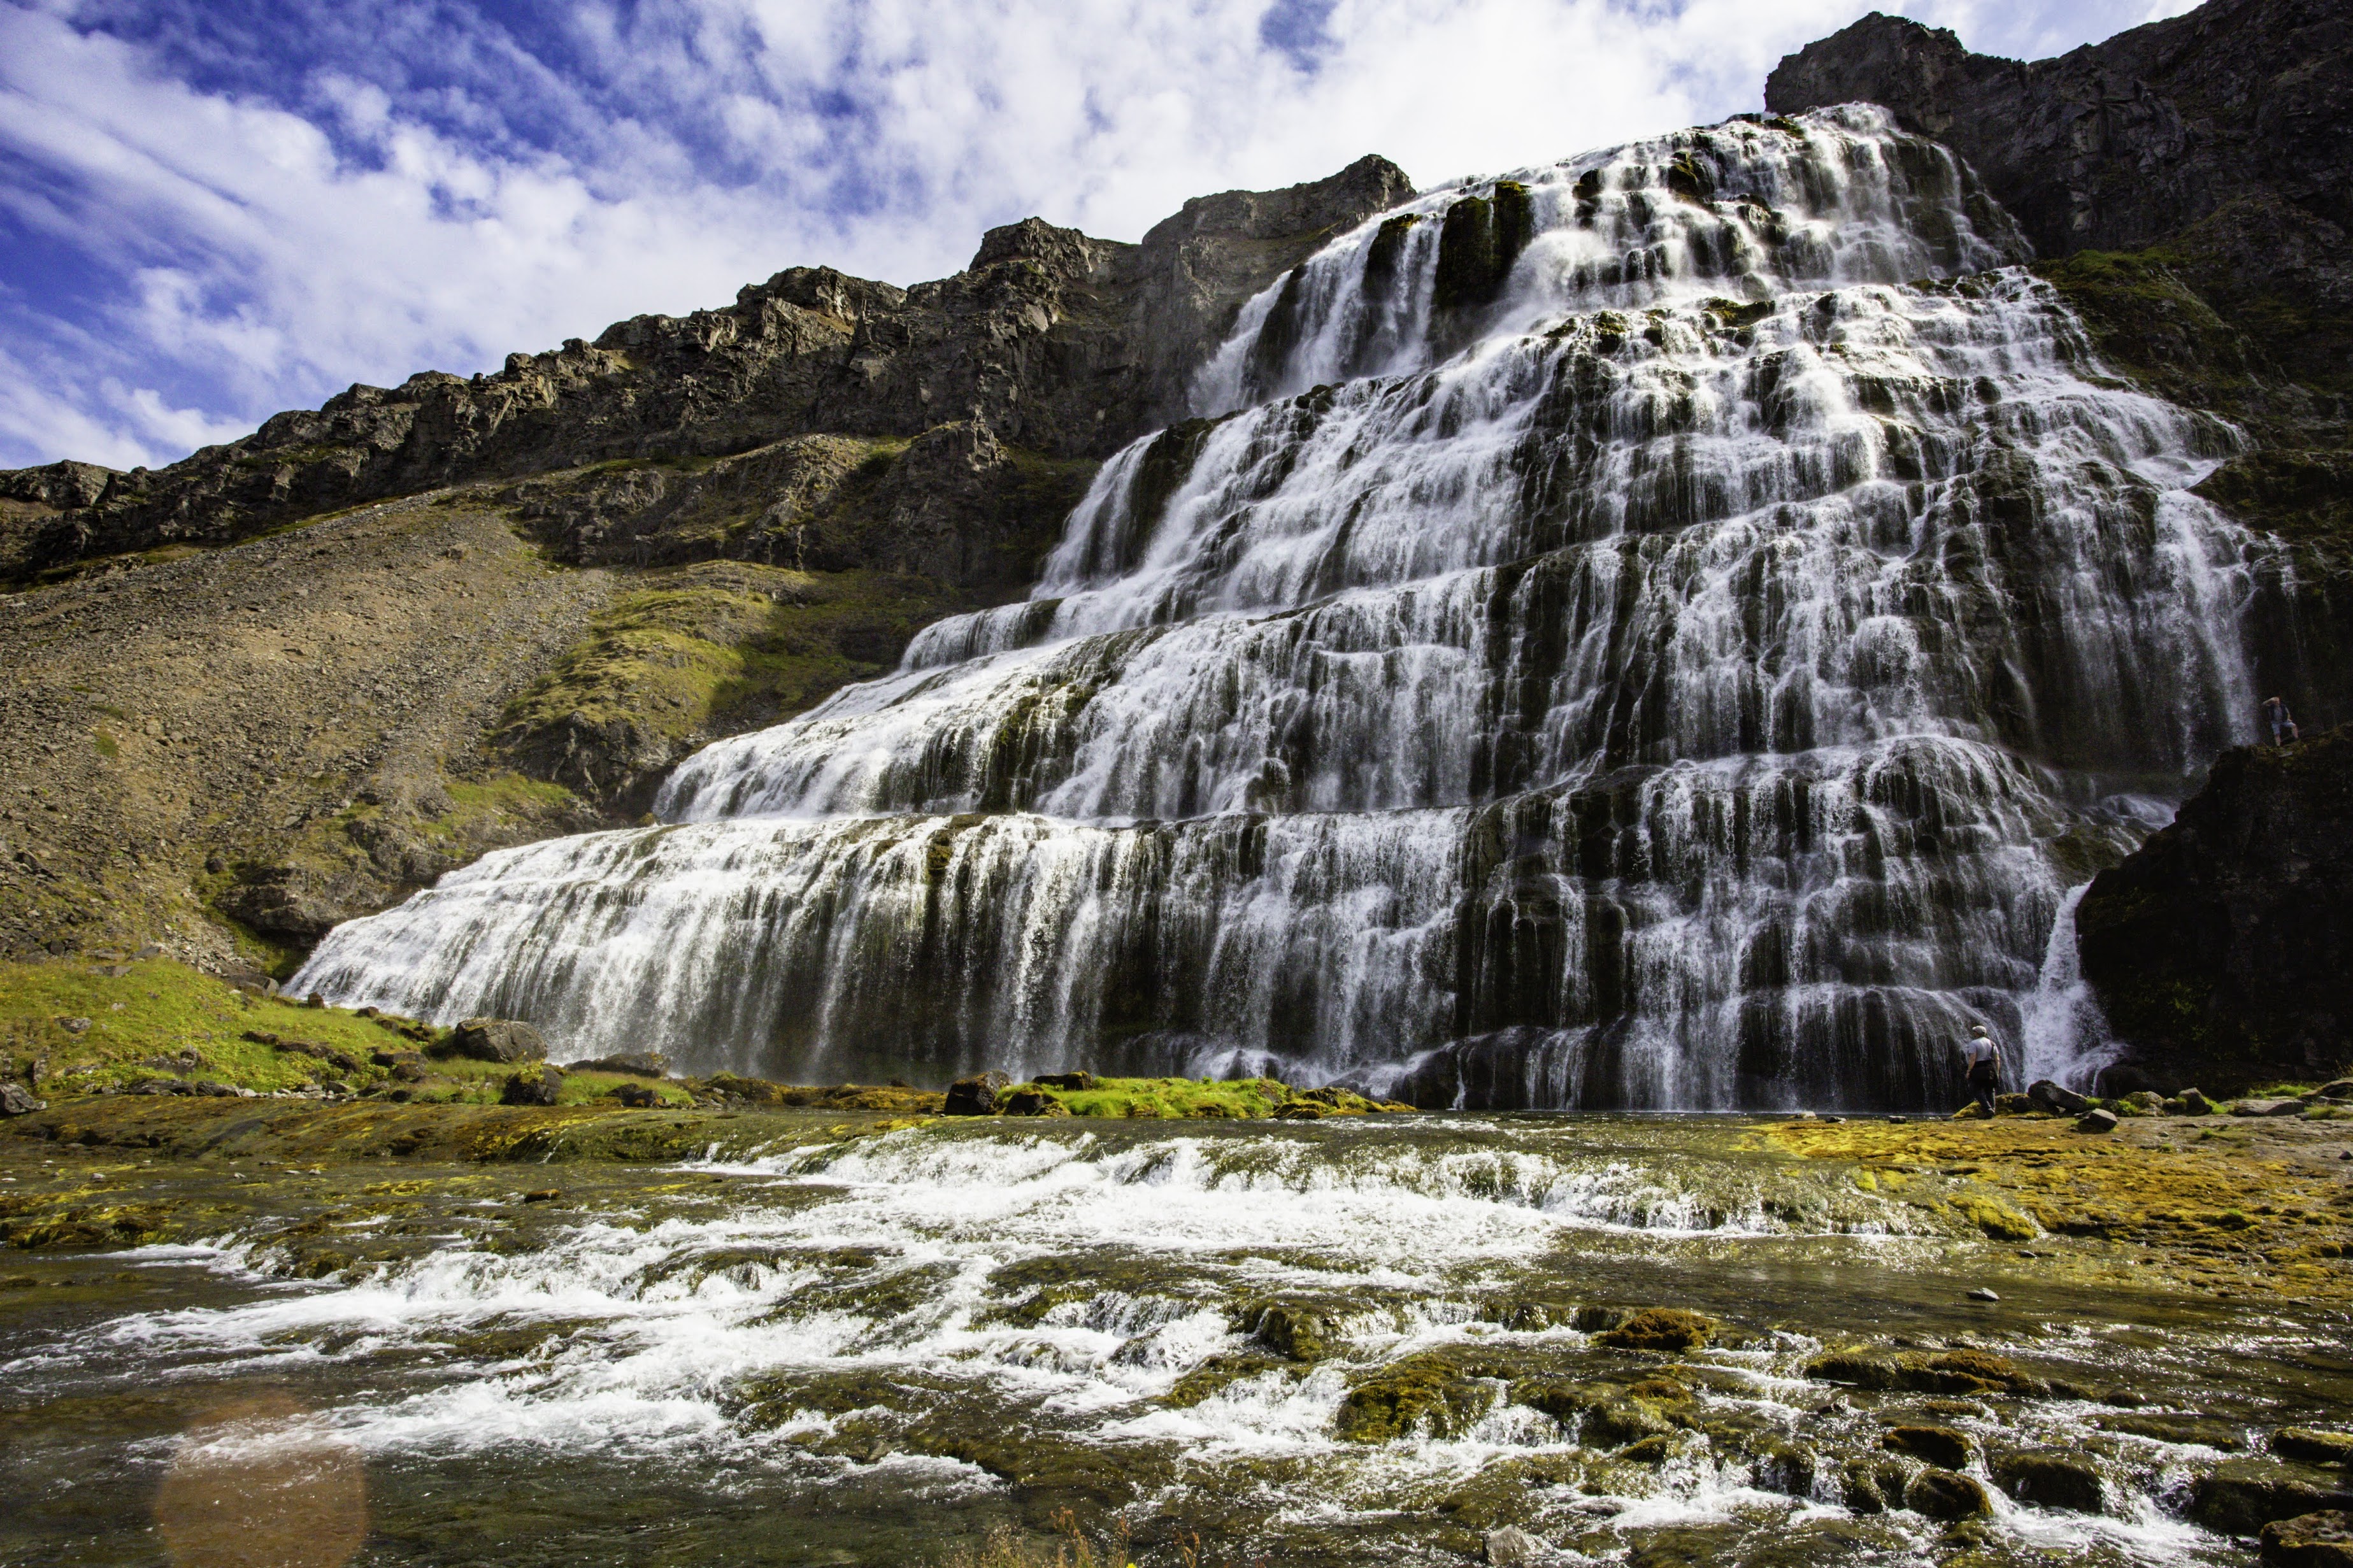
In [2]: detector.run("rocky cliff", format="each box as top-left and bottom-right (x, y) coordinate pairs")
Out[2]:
(2075, 727), (2351, 1093)
(0, 157), (1411, 969)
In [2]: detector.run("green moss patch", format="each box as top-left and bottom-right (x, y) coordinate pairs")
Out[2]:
(0, 957), (439, 1096)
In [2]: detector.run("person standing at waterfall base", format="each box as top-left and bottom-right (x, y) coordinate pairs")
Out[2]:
(2262, 695), (2299, 746)
(1961, 1025), (2001, 1118)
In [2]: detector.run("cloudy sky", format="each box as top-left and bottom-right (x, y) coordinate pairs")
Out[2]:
(1, 0), (2197, 473)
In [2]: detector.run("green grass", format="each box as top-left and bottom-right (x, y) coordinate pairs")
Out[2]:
(0, 957), (435, 1095)
(0, 956), (696, 1108)
(495, 562), (964, 781)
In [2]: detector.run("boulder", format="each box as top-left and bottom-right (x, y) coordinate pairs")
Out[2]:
(1594, 1307), (1716, 1353)
(445, 1018), (548, 1064)
(0, 1081), (45, 1115)
(1884, 1424), (1975, 1469)
(1995, 1450), (2109, 1513)
(569, 1051), (668, 1078)
(2278, 1431), (2353, 1466)
(2261, 1510), (2353, 1567)
(499, 1066), (563, 1106)
(2193, 1459), (2353, 1535)
(2178, 1087), (2214, 1116)
(999, 1087), (1072, 1117)
(2077, 1108), (2119, 1134)
(2028, 1079), (2091, 1115)
(1905, 1468), (1992, 1520)
(944, 1071), (1010, 1116)
(2236, 1100), (2303, 1118)
(1035, 1071), (1094, 1091)
(608, 1082), (661, 1108)
(2314, 1081), (2353, 1103)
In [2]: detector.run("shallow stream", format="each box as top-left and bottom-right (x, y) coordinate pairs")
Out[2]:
(5, 1114), (2347, 1565)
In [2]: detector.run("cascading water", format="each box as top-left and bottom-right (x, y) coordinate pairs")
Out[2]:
(294, 106), (2278, 1108)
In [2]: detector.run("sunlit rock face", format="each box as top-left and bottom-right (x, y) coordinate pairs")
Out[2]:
(295, 107), (2290, 1110)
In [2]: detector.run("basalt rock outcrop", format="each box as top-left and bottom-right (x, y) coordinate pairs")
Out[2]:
(2076, 727), (2352, 1094)
(2, 156), (1412, 585)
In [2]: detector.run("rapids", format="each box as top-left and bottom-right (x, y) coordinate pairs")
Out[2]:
(293, 106), (2285, 1108)
(6, 1115), (2345, 1567)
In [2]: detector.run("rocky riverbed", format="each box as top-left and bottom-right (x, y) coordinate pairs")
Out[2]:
(3, 1099), (2350, 1567)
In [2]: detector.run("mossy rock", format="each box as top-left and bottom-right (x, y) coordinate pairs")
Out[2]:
(1333, 1351), (1508, 1443)
(1594, 1306), (1715, 1352)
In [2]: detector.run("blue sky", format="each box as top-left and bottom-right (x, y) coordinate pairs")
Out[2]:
(0, 0), (2197, 472)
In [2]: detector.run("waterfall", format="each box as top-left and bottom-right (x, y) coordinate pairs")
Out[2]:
(293, 106), (2276, 1109)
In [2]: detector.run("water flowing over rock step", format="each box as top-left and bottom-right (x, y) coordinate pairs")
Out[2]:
(6, 1112), (2350, 1566)
(296, 105), (2298, 1107)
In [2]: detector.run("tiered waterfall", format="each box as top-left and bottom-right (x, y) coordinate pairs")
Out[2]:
(294, 106), (2277, 1109)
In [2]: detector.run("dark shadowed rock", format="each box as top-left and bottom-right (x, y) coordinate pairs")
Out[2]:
(1884, 1424), (1975, 1469)
(499, 1066), (563, 1106)
(999, 1087), (1072, 1117)
(2261, 1509), (2353, 1567)
(1905, 1467), (1992, 1520)
(2194, 1458), (2353, 1534)
(1995, 1450), (2110, 1513)
(2028, 1078), (2090, 1114)
(2077, 728), (2352, 1094)
(944, 1071), (1010, 1116)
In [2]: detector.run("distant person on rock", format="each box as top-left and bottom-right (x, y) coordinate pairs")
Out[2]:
(1961, 1023), (2001, 1118)
(2262, 695), (2299, 746)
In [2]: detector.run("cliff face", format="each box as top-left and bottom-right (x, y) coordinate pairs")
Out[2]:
(0, 155), (1412, 587)
(1766, 1), (2351, 267)
(2075, 728), (2352, 1093)
(0, 158), (1411, 970)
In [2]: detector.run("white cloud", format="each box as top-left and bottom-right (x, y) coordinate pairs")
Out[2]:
(0, 0), (2208, 471)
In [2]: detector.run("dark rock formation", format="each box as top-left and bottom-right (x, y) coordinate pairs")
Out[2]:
(444, 1018), (550, 1064)
(1766, 1), (2350, 276)
(2076, 727), (2352, 1093)
(944, 1070), (1009, 1115)
(499, 1065), (563, 1106)
(2, 157), (1411, 585)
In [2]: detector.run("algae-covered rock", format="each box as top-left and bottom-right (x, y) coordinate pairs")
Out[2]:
(1804, 1346), (2047, 1397)
(1905, 1467), (1992, 1520)
(0, 1082), (44, 1115)
(1594, 1307), (1715, 1353)
(1242, 1300), (1336, 1362)
(2261, 1510), (2353, 1568)
(1994, 1450), (2109, 1513)
(1333, 1353), (1501, 1443)
(2279, 1430), (2353, 1465)
(999, 1087), (1071, 1117)
(1883, 1424), (1974, 1469)
(2192, 1458), (2353, 1535)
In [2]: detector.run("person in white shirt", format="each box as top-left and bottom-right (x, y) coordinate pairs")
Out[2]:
(1962, 1023), (2001, 1118)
